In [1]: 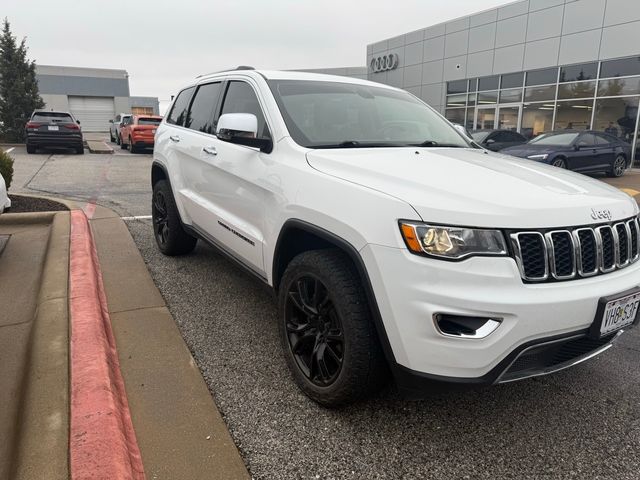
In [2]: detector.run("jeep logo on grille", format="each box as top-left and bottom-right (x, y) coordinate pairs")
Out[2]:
(591, 208), (612, 221)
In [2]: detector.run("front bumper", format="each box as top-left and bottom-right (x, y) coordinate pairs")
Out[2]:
(361, 244), (640, 385)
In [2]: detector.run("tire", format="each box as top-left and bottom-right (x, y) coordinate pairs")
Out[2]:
(278, 249), (387, 407)
(552, 157), (567, 169)
(26, 143), (36, 154)
(151, 179), (197, 255)
(109, 132), (115, 143)
(120, 136), (127, 149)
(610, 154), (626, 178)
(128, 137), (136, 153)
(116, 134), (121, 145)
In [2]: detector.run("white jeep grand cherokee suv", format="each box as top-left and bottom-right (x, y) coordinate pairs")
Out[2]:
(152, 67), (640, 407)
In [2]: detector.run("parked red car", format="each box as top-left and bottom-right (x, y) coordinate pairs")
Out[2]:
(119, 115), (162, 153)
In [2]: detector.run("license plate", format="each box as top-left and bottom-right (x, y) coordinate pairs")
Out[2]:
(48, 125), (59, 131)
(591, 289), (640, 338)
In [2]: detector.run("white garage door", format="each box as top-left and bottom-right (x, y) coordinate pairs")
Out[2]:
(68, 96), (116, 132)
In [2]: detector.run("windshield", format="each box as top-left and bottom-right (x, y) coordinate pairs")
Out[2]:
(268, 80), (471, 149)
(138, 117), (161, 125)
(529, 132), (579, 146)
(471, 131), (491, 142)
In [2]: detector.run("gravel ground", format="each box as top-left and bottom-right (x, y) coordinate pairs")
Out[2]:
(7, 194), (68, 212)
(128, 219), (640, 480)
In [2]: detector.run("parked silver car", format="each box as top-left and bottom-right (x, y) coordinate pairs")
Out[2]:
(109, 113), (131, 144)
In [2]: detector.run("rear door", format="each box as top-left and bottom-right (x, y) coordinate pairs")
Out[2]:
(175, 81), (224, 235)
(593, 133), (617, 171)
(186, 79), (271, 276)
(569, 133), (599, 171)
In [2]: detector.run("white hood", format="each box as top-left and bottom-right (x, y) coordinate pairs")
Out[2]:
(306, 147), (638, 229)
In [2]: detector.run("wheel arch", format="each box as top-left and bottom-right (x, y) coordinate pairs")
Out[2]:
(151, 161), (169, 188)
(272, 219), (397, 366)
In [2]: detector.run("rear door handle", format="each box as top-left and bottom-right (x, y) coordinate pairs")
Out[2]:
(170, 135), (180, 143)
(202, 146), (218, 156)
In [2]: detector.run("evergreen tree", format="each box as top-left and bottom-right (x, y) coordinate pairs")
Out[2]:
(0, 18), (44, 142)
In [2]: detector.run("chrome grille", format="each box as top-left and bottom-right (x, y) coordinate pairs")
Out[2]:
(510, 217), (640, 282)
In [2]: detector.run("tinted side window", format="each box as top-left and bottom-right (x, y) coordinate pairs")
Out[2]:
(185, 82), (222, 134)
(577, 134), (596, 146)
(167, 87), (195, 126)
(492, 132), (510, 142)
(220, 81), (270, 138)
(506, 132), (524, 142)
(594, 133), (612, 145)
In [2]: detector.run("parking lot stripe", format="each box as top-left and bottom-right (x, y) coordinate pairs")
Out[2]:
(121, 215), (152, 221)
(69, 210), (145, 480)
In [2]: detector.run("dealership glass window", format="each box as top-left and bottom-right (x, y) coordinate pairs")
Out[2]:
(597, 77), (640, 97)
(498, 106), (519, 131)
(524, 85), (556, 102)
(593, 97), (639, 144)
(468, 78), (478, 92)
(475, 108), (496, 130)
(467, 93), (476, 107)
(521, 103), (554, 139)
(465, 108), (476, 131)
(477, 91), (498, 104)
(447, 80), (468, 94)
(445, 108), (466, 125)
(446, 94), (467, 107)
(526, 68), (558, 86)
(499, 88), (523, 104)
(557, 81), (596, 100)
(559, 63), (598, 82)
(600, 56), (640, 79)
(554, 100), (594, 130)
(501, 72), (525, 89)
(478, 76), (499, 91)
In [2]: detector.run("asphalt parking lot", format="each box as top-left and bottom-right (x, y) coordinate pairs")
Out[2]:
(10, 146), (640, 479)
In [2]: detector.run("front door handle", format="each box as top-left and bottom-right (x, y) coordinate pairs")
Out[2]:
(202, 146), (218, 156)
(170, 135), (180, 143)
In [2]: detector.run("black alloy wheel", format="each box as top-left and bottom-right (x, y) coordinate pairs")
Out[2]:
(552, 158), (567, 169)
(284, 275), (344, 387)
(152, 189), (169, 247)
(612, 155), (626, 177)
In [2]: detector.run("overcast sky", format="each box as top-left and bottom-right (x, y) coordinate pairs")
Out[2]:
(5, 0), (513, 110)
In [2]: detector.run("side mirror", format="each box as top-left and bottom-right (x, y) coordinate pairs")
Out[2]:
(76, 120), (81, 125)
(485, 138), (496, 145)
(217, 113), (273, 153)
(109, 119), (113, 124)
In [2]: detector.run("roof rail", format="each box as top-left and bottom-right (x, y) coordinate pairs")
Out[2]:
(196, 65), (255, 78)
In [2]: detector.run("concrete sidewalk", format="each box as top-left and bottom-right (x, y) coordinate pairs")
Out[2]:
(0, 197), (249, 479)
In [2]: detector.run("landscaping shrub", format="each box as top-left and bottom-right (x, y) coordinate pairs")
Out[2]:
(0, 149), (14, 189)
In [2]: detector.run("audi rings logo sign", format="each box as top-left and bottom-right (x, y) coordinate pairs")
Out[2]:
(370, 53), (399, 73)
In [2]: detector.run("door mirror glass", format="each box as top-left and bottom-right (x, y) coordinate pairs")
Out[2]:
(217, 113), (273, 153)
(485, 138), (496, 145)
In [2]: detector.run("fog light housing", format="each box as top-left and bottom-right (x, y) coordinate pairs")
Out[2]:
(434, 313), (502, 339)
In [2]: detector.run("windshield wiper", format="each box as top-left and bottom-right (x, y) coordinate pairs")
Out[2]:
(414, 140), (466, 148)
(313, 141), (402, 149)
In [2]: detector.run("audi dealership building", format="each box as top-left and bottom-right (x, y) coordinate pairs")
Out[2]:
(364, 0), (640, 160)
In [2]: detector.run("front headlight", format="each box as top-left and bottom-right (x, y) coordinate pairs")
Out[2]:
(399, 222), (508, 260)
(526, 154), (549, 160)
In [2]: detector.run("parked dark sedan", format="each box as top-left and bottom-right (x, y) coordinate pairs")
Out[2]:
(25, 111), (84, 154)
(501, 130), (632, 177)
(471, 129), (528, 152)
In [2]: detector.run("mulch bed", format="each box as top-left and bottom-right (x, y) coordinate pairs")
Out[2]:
(7, 195), (69, 213)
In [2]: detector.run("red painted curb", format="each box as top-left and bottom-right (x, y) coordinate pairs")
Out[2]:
(69, 210), (145, 480)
